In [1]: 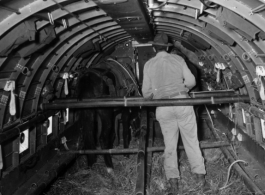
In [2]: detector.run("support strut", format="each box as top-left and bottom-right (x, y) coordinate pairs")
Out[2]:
(41, 95), (249, 110)
(0, 110), (57, 144)
(51, 90), (237, 103)
(135, 109), (147, 195)
(60, 141), (231, 154)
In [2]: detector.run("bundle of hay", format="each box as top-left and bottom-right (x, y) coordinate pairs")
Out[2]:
(44, 138), (250, 195)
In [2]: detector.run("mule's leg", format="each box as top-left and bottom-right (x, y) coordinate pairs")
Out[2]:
(121, 108), (133, 159)
(121, 108), (131, 149)
(81, 110), (97, 167)
(98, 109), (115, 173)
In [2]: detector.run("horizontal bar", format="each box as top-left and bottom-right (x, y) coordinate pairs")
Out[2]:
(190, 91), (236, 98)
(0, 110), (57, 144)
(41, 95), (249, 110)
(52, 90), (237, 103)
(61, 141), (231, 154)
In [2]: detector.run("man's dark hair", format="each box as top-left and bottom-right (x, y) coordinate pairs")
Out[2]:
(154, 45), (168, 52)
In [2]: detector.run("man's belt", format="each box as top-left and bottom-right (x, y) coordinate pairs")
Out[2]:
(161, 91), (188, 99)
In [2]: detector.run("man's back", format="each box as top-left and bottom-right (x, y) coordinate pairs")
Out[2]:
(142, 51), (195, 99)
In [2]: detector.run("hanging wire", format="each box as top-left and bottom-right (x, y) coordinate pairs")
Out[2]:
(219, 160), (248, 190)
(51, 0), (107, 41)
(205, 103), (249, 191)
(106, 58), (141, 96)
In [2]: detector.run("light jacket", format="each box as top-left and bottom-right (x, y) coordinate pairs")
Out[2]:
(142, 51), (196, 99)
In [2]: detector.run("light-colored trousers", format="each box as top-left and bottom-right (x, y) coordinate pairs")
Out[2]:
(156, 97), (206, 179)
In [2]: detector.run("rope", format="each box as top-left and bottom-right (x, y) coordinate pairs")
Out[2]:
(219, 160), (248, 190)
(205, 101), (248, 192)
(107, 58), (141, 96)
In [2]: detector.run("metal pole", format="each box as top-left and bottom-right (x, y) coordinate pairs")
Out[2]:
(190, 91), (236, 98)
(52, 90), (237, 103)
(0, 110), (57, 144)
(60, 141), (231, 154)
(146, 111), (155, 191)
(41, 95), (249, 110)
(135, 109), (147, 195)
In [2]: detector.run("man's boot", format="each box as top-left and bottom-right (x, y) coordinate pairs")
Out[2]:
(195, 174), (211, 193)
(167, 178), (179, 195)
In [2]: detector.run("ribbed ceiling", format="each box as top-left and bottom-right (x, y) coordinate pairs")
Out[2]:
(0, 0), (265, 130)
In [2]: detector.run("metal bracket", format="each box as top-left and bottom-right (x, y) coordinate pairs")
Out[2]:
(35, 87), (42, 97)
(200, 2), (206, 14)
(248, 48), (257, 56)
(255, 54), (265, 58)
(242, 52), (252, 62)
(15, 64), (31, 76)
(62, 19), (67, 29)
(195, 9), (200, 20)
(47, 62), (54, 68)
(242, 74), (251, 84)
(48, 63), (59, 73)
(47, 12), (54, 25)
(0, 95), (8, 106)
(19, 91), (26, 101)
(116, 16), (141, 22)
(223, 51), (237, 62)
(180, 30), (184, 37)
(15, 63), (24, 71)
(57, 81), (63, 90)
(0, 78), (9, 89)
(208, 55), (215, 61)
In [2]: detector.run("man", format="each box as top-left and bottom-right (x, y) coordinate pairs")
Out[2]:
(142, 33), (210, 194)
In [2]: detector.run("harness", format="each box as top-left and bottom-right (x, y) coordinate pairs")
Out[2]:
(74, 68), (117, 97)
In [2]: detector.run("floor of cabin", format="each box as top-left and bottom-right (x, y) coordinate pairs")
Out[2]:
(42, 119), (250, 195)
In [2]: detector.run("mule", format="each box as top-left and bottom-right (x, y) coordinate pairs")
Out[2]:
(74, 68), (140, 172)
(75, 69), (115, 172)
